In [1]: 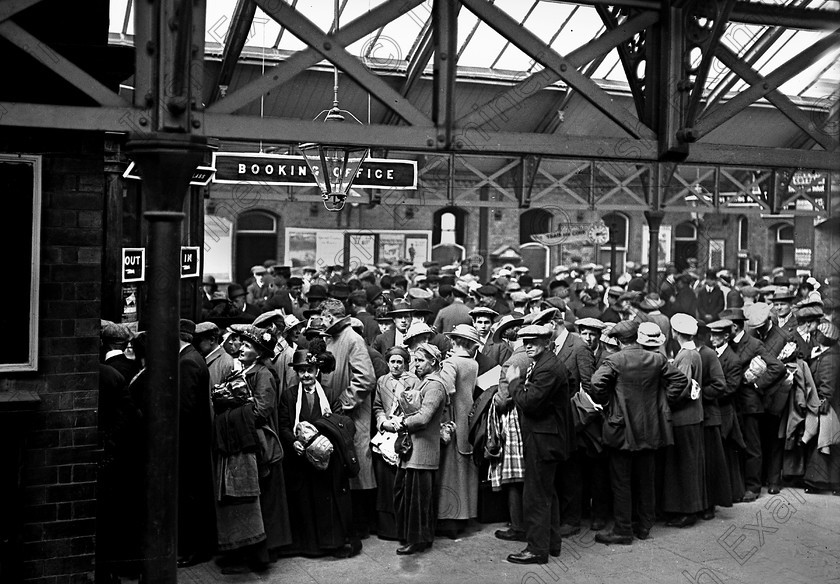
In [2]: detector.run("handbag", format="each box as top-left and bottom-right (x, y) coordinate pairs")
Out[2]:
(394, 428), (413, 460)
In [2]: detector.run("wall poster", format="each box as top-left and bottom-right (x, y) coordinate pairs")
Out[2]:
(285, 228), (432, 270)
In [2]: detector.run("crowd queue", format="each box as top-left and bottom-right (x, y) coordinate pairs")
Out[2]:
(96, 256), (840, 577)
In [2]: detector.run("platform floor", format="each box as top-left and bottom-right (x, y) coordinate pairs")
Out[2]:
(178, 486), (840, 584)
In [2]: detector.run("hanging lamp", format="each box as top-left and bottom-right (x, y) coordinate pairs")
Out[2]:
(298, 0), (369, 212)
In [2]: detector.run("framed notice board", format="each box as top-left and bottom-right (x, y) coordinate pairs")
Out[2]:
(0, 155), (41, 371)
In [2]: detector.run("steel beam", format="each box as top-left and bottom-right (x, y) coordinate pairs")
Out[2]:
(209, 0), (257, 104)
(433, 0), (457, 148)
(2, 101), (838, 170)
(253, 0), (433, 126)
(461, 0), (655, 139)
(208, 0), (425, 114)
(715, 44), (839, 152)
(694, 29), (840, 140)
(543, 0), (840, 30)
(0, 0), (45, 23)
(456, 9), (659, 131)
(0, 20), (127, 107)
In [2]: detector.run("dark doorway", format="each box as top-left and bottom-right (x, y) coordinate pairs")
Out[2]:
(235, 211), (278, 284)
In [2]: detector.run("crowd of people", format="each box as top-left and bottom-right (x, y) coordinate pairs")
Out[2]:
(96, 255), (840, 577)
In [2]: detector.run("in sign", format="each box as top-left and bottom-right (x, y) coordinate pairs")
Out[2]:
(181, 246), (201, 279)
(122, 248), (146, 283)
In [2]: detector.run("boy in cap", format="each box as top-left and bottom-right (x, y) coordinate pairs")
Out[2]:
(590, 320), (690, 544)
(504, 325), (574, 565)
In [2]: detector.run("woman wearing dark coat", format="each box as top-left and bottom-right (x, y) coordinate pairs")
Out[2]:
(212, 325), (292, 574)
(803, 322), (840, 494)
(389, 343), (447, 555)
(278, 348), (360, 558)
(372, 346), (419, 540)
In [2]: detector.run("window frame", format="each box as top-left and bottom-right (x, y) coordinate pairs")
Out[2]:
(0, 154), (42, 372)
(235, 210), (278, 234)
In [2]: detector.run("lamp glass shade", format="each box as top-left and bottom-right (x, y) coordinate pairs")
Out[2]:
(299, 141), (369, 211)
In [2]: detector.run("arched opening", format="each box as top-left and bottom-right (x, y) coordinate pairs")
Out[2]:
(520, 209), (553, 278)
(235, 210), (279, 284)
(432, 207), (467, 246)
(674, 220), (698, 273)
(432, 207), (467, 266)
(773, 223), (795, 272)
(599, 212), (628, 279)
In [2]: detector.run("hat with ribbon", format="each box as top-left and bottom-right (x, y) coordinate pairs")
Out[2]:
(719, 307), (746, 322)
(404, 322), (435, 344)
(252, 309), (287, 329)
(444, 324), (481, 345)
(237, 325), (276, 355)
(492, 314), (525, 342)
(638, 293), (666, 311)
(637, 322), (666, 347)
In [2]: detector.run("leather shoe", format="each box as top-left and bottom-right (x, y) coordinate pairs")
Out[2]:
(742, 490), (759, 502)
(495, 529), (527, 542)
(700, 509), (715, 521)
(396, 542), (431, 555)
(507, 550), (548, 565)
(767, 485), (781, 495)
(666, 515), (697, 528)
(333, 540), (363, 559)
(590, 518), (607, 531)
(632, 529), (650, 541)
(176, 554), (210, 569)
(595, 531), (633, 545)
(557, 524), (581, 538)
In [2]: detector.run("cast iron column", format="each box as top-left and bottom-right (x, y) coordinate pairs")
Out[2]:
(126, 134), (208, 584)
(645, 210), (665, 293)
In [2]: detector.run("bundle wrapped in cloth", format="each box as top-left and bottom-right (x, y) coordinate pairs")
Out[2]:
(295, 420), (333, 471)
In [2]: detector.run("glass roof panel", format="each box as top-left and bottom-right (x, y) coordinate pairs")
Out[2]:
(106, 0), (838, 101)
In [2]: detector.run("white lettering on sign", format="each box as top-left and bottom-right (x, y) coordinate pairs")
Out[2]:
(239, 164), (246, 174)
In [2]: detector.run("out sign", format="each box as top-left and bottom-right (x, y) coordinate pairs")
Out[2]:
(122, 248), (146, 283)
(181, 246), (201, 279)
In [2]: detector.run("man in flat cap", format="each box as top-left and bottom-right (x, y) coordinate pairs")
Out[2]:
(590, 319), (689, 544)
(470, 306), (509, 366)
(246, 264), (275, 310)
(721, 307), (785, 502)
(504, 325), (573, 565)
(708, 319), (747, 503)
(176, 319), (216, 567)
(193, 321), (235, 388)
(697, 269), (725, 325)
(101, 320), (140, 383)
(744, 302), (799, 494)
(433, 281), (471, 332)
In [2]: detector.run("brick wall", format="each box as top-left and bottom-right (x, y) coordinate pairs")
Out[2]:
(1, 130), (103, 584)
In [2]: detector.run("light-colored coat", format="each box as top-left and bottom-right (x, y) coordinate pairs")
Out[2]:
(322, 317), (378, 490)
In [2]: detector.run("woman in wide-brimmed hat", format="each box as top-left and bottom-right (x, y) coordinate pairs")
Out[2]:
(436, 325), (482, 538)
(213, 325), (292, 574)
(392, 343), (447, 555)
(371, 345), (420, 540)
